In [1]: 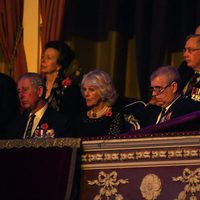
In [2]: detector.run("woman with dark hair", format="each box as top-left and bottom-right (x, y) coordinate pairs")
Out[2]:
(0, 73), (20, 138)
(41, 40), (84, 122)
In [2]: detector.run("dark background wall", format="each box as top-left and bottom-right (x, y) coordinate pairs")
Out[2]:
(60, 0), (200, 101)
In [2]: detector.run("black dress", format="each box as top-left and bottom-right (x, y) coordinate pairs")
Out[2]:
(76, 104), (128, 138)
(45, 74), (85, 128)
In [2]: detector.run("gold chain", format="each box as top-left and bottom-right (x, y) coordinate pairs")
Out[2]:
(87, 105), (111, 119)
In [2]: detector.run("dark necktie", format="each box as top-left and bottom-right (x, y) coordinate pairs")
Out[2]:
(184, 73), (200, 98)
(157, 108), (166, 123)
(25, 114), (35, 138)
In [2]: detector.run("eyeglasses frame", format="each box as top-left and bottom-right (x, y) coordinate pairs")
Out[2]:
(183, 47), (200, 54)
(150, 81), (175, 95)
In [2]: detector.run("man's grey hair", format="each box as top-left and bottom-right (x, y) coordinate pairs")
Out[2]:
(18, 73), (46, 98)
(150, 65), (181, 89)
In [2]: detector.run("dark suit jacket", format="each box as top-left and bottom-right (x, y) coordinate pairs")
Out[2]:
(144, 96), (200, 126)
(178, 62), (200, 102)
(5, 107), (72, 139)
(178, 61), (194, 90)
(185, 80), (200, 102)
(0, 73), (20, 138)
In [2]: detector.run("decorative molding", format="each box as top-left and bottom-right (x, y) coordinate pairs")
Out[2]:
(0, 138), (81, 149)
(173, 168), (200, 200)
(140, 174), (162, 200)
(82, 134), (200, 145)
(83, 131), (200, 144)
(88, 171), (128, 200)
(82, 148), (200, 163)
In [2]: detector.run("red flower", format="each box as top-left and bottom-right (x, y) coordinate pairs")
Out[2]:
(105, 111), (113, 117)
(62, 77), (72, 87)
(41, 123), (49, 131)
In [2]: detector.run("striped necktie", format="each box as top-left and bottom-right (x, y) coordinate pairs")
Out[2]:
(24, 114), (35, 138)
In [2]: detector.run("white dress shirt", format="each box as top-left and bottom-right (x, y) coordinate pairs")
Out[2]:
(23, 103), (48, 138)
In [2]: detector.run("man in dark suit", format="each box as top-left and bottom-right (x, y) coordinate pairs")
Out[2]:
(145, 66), (200, 126)
(182, 33), (200, 102)
(178, 25), (200, 91)
(7, 73), (71, 139)
(0, 73), (20, 139)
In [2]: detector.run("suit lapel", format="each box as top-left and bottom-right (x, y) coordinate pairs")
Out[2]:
(36, 107), (52, 128)
(18, 112), (29, 138)
(165, 97), (183, 119)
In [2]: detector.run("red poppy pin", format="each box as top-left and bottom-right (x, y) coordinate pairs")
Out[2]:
(41, 123), (49, 131)
(62, 77), (72, 88)
(105, 111), (113, 117)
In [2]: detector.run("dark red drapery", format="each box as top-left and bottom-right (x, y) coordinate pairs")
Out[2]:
(0, 0), (27, 80)
(39, 0), (66, 51)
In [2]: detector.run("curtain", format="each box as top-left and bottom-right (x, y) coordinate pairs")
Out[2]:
(0, 0), (27, 80)
(61, 0), (200, 101)
(134, 0), (200, 100)
(61, 0), (135, 97)
(39, 0), (66, 51)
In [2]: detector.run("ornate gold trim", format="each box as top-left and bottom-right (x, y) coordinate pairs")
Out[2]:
(173, 168), (200, 200)
(0, 138), (81, 149)
(82, 159), (200, 170)
(82, 148), (200, 163)
(140, 174), (162, 200)
(87, 171), (128, 200)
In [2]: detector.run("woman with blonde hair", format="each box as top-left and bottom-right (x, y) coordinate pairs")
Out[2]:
(77, 69), (128, 137)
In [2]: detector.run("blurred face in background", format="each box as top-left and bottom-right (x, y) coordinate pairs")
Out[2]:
(41, 48), (61, 75)
(183, 37), (200, 72)
(195, 26), (200, 34)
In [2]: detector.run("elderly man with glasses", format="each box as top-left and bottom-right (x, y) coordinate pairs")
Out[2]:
(144, 66), (200, 126)
(182, 34), (200, 102)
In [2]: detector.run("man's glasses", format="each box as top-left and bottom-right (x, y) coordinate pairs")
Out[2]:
(150, 82), (173, 95)
(183, 48), (200, 54)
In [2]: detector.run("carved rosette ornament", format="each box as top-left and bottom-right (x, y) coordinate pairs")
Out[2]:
(172, 168), (200, 200)
(140, 174), (162, 200)
(88, 171), (129, 200)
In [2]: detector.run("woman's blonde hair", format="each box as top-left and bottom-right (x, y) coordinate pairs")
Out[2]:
(81, 69), (118, 106)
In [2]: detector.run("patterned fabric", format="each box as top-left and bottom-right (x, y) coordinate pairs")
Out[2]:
(124, 114), (140, 130)
(45, 75), (63, 112)
(77, 106), (128, 137)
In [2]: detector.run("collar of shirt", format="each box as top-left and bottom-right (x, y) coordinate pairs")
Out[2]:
(156, 95), (180, 124)
(29, 103), (48, 137)
(32, 103), (48, 131)
(164, 95), (181, 113)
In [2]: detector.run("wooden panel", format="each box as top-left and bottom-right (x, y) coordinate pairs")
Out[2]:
(81, 133), (200, 200)
(0, 138), (80, 200)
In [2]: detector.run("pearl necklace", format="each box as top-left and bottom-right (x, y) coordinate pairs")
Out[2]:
(87, 105), (111, 119)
